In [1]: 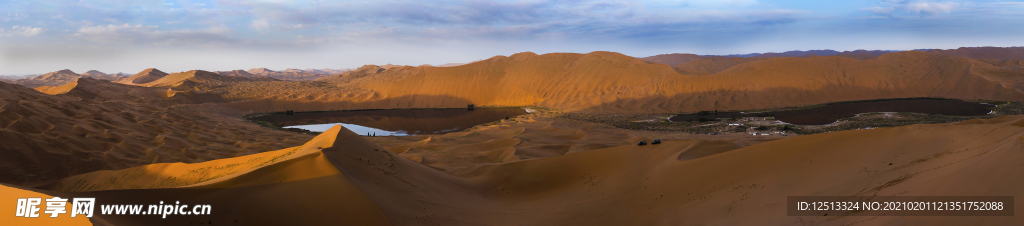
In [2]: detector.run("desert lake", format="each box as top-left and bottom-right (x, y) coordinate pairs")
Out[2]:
(670, 99), (996, 125)
(251, 108), (529, 135)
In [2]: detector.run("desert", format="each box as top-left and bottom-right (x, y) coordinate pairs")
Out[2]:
(3, 1), (1024, 225)
(1, 46), (1023, 225)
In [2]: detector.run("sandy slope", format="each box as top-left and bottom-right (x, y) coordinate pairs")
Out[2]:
(670, 56), (767, 75)
(114, 68), (169, 85)
(24, 125), (390, 226)
(643, 51), (882, 73)
(930, 47), (1024, 60)
(0, 79), (312, 185)
(13, 69), (86, 88)
(2, 49), (1023, 225)
(11, 115), (1021, 225)
(639, 53), (707, 66)
(207, 51), (1024, 114)
(253, 107), (527, 134)
(362, 110), (777, 175)
(230, 67), (348, 80)
(130, 70), (276, 88)
(640, 53), (770, 75)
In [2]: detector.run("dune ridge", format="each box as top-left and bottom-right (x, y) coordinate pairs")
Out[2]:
(26, 125), (391, 226)
(189, 51), (1024, 114)
(19, 114), (1024, 225)
(12, 69), (126, 88)
(237, 67), (351, 80)
(0, 78), (312, 185)
(114, 68), (169, 85)
(929, 46), (1024, 61)
(1, 48), (1023, 225)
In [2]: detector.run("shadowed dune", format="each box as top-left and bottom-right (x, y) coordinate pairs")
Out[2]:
(0, 79), (312, 185)
(35, 78), (170, 98)
(9, 115), (1023, 225)
(13, 69), (80, 88)
(12, 69), (123, 88)
(639, 53), (707, 66)
(228, 67), (348, 81)
(137, 70), (277, 88)
(18, 126), (390, 226)
(669, 56), (768, 75)
(252, 107), (527, 134)
(640, 50), (897, 72)
(639, 53), (770, 75)
(222, 94), (481, 114)
(114, 68), (169, 85)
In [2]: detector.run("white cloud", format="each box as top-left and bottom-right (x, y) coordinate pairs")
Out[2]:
(250, 19), (271, 30)
(76, 24), (153, 35)
(73, 24), (233, 46)
(0, 26), (45, 37)
(903, 1), (958, 14)
(862, 6), (895, 14)
(645, 0), (760, 8)
(3, 13), (29, 22)
(980, 2), (1024, 11)
(865, 0), (959, 15)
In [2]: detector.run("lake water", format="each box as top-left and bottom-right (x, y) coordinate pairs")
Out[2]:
(669, 99), (995, 125)
(252, 108), (528, 135)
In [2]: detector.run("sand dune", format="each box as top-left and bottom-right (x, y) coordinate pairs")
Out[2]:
(27, 125), (390, 226)
(2, 48), (1023, 225)
(133, 70), (274, 87)
(930, 46), (1024, 60)
(752, 49), (896, 58)
(40, 125), (345, 192)
(373, 112), (652, 174)
(115, 68), (169, 85)
(196, 51), (1024, 114)
(253, 108), (526, 134)
(669, 56), (767, 75)
(236, 67), (349, 81)
(214, 69), (258, 78)
(639, 53), (706, 66)
(361, 110), (785, 174)
(0, 79), (312, 185)
(642, 50), (897, 66)
(80, 70), (106, 77)
(80, 70), (126, 81)
(10, 114), (1021, 225)
(639, 54), (770, 75)
(7, 69), (134, 89)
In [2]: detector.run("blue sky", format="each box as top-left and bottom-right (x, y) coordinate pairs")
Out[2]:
(1, 0), (1022, 75)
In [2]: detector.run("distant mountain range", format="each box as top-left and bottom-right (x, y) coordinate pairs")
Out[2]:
(701, 49), (901, 58)
(217, 68), (352, 81)
(6, 46), (1022, 89)
(3, 67), (353, 88)
(926, 46), (1024, 60)
(9, 69), (127, 88)
(693, 47), (1024, 60)
(115, 68), (170, 85)
(643, 46), (1024, 75)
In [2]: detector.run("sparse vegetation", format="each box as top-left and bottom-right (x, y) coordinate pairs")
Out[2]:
(558, 101), (1024, 135)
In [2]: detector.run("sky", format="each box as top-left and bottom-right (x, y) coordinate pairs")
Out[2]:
(1, 0), (1023, 75)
